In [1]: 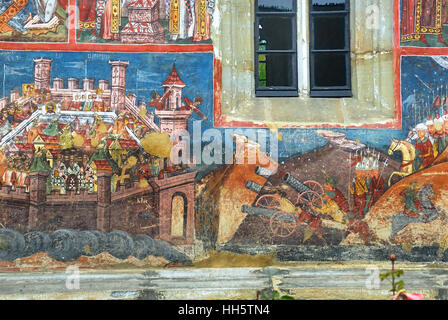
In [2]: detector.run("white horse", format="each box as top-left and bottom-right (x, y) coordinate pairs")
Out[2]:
(387, 139), (416, 186)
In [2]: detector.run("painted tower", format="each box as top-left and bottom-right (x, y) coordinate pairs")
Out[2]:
(34, 58), (52, 91)
(155, 64), (192, 137)
(163, 63), (186, 111)
(109, 60), (129, 114)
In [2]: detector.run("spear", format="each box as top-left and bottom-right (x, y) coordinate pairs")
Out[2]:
(379, 157), (389, 179)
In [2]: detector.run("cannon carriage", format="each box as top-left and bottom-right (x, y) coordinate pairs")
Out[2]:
(243, 166), (326, 238)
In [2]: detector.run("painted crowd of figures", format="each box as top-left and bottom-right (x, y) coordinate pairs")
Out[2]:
(387, 109), (448, 186)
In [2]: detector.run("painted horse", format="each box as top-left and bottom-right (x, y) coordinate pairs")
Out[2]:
(387, 139), (416, 186)
(390, 184), (445, 241)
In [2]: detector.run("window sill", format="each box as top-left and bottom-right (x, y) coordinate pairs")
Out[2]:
(310, 90), (353, 98)
(255, 90), (299, 97)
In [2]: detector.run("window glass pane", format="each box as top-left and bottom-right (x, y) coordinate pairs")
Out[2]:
(258, 16), (293, 50)
(259, 53), (294, 87)
(258, 54), (267, 87)
(313, 15), (346, 49)
(313, 53), (347, 87)
(311, 0), (346, 11)
(258, 0), (294, 12)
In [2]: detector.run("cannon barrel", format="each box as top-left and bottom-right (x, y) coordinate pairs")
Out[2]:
(255, 166), (275, 179)
(242, 205), (277, 218)
(245, 180), (263, 194)
(282, 173), (310, 194)
(241, 205), (296, 223)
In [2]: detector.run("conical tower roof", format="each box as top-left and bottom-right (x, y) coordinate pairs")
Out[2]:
(162, 64), (186, 87)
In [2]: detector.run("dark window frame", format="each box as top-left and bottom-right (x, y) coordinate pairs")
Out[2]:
(309, 0), (352, 98)
(254, 0), (298, 97)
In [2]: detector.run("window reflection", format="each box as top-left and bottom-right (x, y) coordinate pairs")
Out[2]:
(258, 0), (294, 12)
(258, 16), (293, 50)
(312, 0), (346, 11)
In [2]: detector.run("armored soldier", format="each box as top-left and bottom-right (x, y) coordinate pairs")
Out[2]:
(350, 169), (368, 219)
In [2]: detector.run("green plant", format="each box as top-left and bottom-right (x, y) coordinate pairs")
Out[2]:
(380, 253), (405, 295)
(380, 269), (404, 294)
(257, 289), (295, 300)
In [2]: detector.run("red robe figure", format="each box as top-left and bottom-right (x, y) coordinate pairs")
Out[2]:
(78, 0), (97, 38)
(401, 0), (448, 46)
(182, 96), (207, 119)
(324, 179), (350, 214)
(368, 169), (385, 209)
(70, 98), (82, 111)
(296, 210), (324, 242)
(415, 124), (435, 169)
(57, 0), (68, 10)
(148, 89), (173, 111)
(10, 170), (17, 188)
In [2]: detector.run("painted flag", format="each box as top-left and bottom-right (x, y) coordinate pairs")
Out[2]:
(434, 95), (441, 108)
(4, 65), (27, 76)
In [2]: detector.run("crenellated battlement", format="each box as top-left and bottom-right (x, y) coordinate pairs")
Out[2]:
(51, 78), (110, 91)
(0, 185), (29, 202)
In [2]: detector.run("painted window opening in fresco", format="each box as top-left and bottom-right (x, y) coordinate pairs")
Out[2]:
(171, 192), (187, 238)
(254, 0), (298, 97)
(309, 0), (352, 97)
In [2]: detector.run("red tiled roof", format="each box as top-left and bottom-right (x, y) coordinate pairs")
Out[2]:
(93, 160), (112, 171)
(118, 139), (139, 149)
(106, 139), (117, 148)
(39, 134), (60, 144)
(163, 64), (186, 87)
(15, 143), (34, 151)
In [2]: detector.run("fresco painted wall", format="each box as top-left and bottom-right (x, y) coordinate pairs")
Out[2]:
(2, 0), (448, 272)
(76, 0), (214, 44)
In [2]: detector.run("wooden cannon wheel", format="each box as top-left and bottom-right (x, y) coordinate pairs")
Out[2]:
(256, 194), (281, 209)
(296, 190), (324, 209)
(303, 180), (324, 195)
(269, 211), (298, 238)
(256, 194), (282, 223)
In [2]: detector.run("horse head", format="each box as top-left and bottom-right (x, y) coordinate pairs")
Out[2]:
(388, 138), (400, 155)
